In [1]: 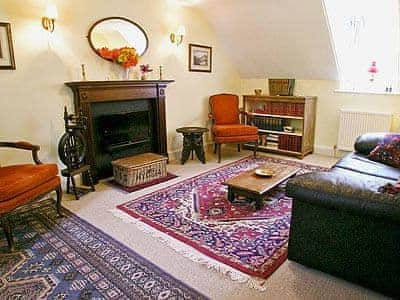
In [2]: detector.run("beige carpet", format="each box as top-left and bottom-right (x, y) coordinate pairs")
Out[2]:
(62, 148), (387, 300)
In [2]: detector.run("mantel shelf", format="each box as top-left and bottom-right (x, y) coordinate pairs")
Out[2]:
(65, 80), (175, 88)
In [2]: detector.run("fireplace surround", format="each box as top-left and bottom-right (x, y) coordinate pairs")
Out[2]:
(65, 80), (174, 183)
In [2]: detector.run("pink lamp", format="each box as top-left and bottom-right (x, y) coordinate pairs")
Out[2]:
(368, 61), (378, 82)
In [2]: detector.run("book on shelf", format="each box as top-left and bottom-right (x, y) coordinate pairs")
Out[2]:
(267, 142), (279, 149)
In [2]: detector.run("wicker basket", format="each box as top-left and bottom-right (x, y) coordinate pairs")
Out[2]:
(112, 153), (168, 187)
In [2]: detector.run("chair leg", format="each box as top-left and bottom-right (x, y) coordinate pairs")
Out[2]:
(70, 176), (79, 200)
(87, 170), (96, 191)
(66, 176), (70, 194)
(2, 216), (14, 252)
(56, 184), (64, 217)
(217, 143), (222, 163)
(253, 140), (258, 158)
(237, 144), (241, 152)
(214, 143), (217, 154)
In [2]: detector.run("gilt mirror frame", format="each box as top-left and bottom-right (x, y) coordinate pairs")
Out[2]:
(87, 16), (149, 61)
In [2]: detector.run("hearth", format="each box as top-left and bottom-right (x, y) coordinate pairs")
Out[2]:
(65, 80), (174, 183)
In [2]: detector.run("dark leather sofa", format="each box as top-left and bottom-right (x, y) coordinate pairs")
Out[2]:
(286, 133), (400, 298)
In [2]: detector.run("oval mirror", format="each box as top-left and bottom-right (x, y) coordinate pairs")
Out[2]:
(88, 17), (149, 60)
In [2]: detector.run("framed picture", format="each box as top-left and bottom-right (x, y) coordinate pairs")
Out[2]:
(0, 22), (16, 70)
(189, 43), (212, 72)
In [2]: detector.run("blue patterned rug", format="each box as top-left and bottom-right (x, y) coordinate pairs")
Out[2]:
(0, 199), (207, 299)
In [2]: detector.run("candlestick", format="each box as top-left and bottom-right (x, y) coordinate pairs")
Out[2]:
(159, 66), (163, 80)
(81, 64), (87, 81)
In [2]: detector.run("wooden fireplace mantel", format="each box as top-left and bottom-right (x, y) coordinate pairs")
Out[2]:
(65, 80), (174, 183)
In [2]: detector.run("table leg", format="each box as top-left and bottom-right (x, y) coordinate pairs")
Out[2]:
(227, 188), (235, 202)
(254, 197), (264, 210)
(181, 135), (191, 164)
(194, 134), (206, 164)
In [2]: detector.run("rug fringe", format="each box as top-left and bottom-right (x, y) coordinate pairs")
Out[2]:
(108, 208), (267, 292)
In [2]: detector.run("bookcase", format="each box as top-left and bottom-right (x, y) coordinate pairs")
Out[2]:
(242, 95), (317, 158)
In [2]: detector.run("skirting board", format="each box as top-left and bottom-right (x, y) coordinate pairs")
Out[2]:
(313, 145), (334, 157)
(169, 144), (347, 160)
(314, 144), (349, 158)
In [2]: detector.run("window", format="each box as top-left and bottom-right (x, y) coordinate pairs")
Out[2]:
(323, 0), (400, 93)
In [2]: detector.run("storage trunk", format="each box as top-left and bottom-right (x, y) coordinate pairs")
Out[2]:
(112, 153), (168, 187)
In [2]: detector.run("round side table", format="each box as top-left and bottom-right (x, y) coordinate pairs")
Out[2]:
(176, 127), (209, 164)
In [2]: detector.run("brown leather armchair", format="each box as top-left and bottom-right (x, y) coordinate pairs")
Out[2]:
(0, 141), (62, 251)
(209, 94), (258, 163)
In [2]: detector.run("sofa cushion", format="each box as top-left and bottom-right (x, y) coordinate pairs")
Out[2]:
(212, 124), (258, 137)
(334, 152), (400, 181)
(0, 164), (58, 202)
(286, 168), (400, 223)
(368, 134), (400, 168)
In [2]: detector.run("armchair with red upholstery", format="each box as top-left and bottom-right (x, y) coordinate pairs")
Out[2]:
(209, 94), (258, 162)
(0, 141), (62, 251)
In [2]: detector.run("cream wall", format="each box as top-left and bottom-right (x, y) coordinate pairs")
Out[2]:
(0, 0), (240, 165)
(241, 79), (400, 155)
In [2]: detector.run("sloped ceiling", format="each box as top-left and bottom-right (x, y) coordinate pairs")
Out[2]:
(192, 0), (338, 80)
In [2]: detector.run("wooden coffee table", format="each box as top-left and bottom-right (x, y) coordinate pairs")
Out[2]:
(223, 163), (300, 209)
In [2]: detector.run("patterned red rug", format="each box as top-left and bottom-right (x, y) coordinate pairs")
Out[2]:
(192, 165), (292, 222)
(114, 155), (326, 281)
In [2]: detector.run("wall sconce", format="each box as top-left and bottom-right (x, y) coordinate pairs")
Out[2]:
(42, 4), (58, 32)
(170, 25), (186, 46)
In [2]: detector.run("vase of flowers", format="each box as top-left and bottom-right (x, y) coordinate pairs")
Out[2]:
(97, 47), (139, 80)
(140, 64), (153, 80)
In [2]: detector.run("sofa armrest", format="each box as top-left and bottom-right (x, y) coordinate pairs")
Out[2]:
(354, 132), (388, 155)
(286, 170), (400, 222)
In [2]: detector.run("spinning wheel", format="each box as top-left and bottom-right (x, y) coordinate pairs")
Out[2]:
(58, 131), (86, 168)
(58, 107), (95, 200)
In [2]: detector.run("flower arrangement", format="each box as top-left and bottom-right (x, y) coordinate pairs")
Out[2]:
(97, 47), (139, 68)
(139, 64), (153, 80)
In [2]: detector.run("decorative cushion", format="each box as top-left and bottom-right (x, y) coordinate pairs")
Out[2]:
(378, 178), (400, 195)
(0, 164), (58, 202)
(212, 124), (258, 137)
(369, 134), (400, 168)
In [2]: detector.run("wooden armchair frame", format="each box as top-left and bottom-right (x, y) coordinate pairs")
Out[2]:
(0, 141), (62, 251)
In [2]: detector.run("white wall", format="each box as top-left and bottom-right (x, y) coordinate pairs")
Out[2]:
(0, 0), (240, 165)
(241, 79), (400, 155)
(3, 0), (398, 167)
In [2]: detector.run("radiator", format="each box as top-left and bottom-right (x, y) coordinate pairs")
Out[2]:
(337, 109), (392, 151)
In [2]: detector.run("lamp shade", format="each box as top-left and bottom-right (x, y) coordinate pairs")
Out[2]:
(45, 4), (58, 19)
(177, 25), (186, 36)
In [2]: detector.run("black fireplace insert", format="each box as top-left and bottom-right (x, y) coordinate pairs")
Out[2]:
(92, 99), (156, 179)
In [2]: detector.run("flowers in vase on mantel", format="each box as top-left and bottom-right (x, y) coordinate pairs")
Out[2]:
(97, 46), (139, 68)
(140, 64), (153, 80)
(97, 47), (139, 80)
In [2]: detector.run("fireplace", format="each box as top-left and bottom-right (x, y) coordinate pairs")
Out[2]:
(65, 80), (174, 183)
(98, 110), (151, 152)
(92, 99), (156, 179)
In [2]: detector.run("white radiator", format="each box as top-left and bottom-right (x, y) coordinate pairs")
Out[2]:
(337, 109), (392, 151)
